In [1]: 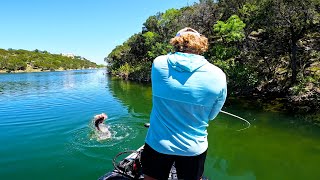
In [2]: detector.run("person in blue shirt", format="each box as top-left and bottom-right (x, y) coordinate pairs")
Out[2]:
(141, 27), (227, 180)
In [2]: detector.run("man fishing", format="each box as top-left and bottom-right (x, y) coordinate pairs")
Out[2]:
(141, 27), (227, 180)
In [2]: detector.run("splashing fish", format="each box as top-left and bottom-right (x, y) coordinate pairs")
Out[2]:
(93, 113), (111, 140)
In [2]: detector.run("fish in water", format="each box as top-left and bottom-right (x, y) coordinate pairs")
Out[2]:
(93, 113), (111, 140)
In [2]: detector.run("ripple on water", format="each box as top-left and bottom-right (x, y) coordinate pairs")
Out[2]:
(67, 121), (139, 159)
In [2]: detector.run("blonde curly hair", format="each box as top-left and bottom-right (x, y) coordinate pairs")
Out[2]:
(170, 27), (208, 55)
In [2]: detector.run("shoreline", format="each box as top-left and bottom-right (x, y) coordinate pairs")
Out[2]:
(0, 67), (102, 74)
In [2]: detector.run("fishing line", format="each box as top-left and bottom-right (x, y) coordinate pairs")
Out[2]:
(220, 110), (251, 131)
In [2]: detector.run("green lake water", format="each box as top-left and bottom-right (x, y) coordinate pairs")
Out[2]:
(0, 69), (319, 180)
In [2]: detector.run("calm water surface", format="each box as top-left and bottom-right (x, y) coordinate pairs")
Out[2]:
(0, 69), (319, 180)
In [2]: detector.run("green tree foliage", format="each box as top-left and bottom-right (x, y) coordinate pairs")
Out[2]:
(0, 48), (97, 72)
(252, 0), (319, 84)
(209, 15), (257, 94)
(106, 0), (320, 113)
(210, 15), (246, 61)
(214, 15), (246, 43)
(234, 0), (320, 110)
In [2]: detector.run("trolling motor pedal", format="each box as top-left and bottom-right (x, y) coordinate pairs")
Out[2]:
(117, 158), (134, 173)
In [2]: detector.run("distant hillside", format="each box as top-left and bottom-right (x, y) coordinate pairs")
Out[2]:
(0, 48), (100, 73)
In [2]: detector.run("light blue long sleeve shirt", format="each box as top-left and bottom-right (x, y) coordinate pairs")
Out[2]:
(145, 52), (227, 156)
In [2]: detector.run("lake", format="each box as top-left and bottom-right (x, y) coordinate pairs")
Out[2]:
(0, 69), (319, 180)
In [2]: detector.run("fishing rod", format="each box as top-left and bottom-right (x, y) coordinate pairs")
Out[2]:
(144, 111), (251, 131)
(220, 110), (251, 131)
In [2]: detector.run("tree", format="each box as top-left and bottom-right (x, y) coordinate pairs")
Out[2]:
(105, 0), (320, 112)
(253, 0), (320, 85)
(0, 49), (97, 72)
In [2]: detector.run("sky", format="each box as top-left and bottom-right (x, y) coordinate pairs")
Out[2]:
(0, 0), (199, 65)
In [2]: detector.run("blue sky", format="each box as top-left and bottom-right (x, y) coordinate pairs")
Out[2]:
(0, 0), (199, 65)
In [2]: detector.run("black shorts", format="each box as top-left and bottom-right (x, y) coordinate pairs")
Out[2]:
(141, 143), (207, 180)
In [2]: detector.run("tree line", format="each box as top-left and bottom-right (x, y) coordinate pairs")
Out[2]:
(106, 0), (319, 115)
(0, 48), (101, 72)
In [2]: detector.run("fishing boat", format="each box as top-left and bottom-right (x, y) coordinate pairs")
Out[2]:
(98, 145), (179, 180)
(98, 123), (179, 179)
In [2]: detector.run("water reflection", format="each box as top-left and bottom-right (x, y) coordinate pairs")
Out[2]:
(0, 70), (97, 97)
(107, 76), (152, 118)
(63, 71), (76, 89)
(206, 157), (256, 180)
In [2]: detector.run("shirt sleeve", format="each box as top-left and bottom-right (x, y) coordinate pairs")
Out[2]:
(208, 84), (227, 120)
